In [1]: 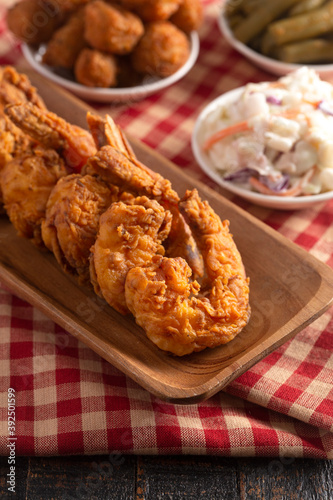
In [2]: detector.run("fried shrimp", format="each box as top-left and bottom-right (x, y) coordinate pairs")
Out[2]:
(0, 67), (47, 208)
(0, 66), (46, 169)
(84, 1), (144, 55)
(41, 174), (120, 284)
(84, 145), (204, 278)
(0, 66), (46, 111)
(5, 103), (96, 172)
(90, 196), (172, 314)
(86, 112), (135, 155)
(125, 189), (250, 356)
(1, 146), (67, 246)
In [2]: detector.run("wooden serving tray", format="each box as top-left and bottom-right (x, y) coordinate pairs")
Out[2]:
(1, 71), (333, 404)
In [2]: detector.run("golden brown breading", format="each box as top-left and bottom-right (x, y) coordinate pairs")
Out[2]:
(41, 173), (119, 283)
(125, 189), (251, 356)
(5, 103), (96, 172)
(0, 66), (46, 111)
(0, 146), (67, 246)
(170, 0), (203, 33)
(84, 145), (204, 279)
(42, 9), (86, 69)
(45, 0), (91, 15)
(0, 67), (46, 207)
(84, 1), (144, 55)
(90, 196), (172, 314)
(6, 0), (62, 45)
(119, 0), (182, 22)
(74, 48), (118, 87)
(131, 21), (190, 77)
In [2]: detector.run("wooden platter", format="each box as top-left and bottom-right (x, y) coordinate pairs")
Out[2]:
(1, 70), (333, 404)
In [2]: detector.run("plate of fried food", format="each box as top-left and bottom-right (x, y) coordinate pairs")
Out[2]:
(1, 66), (332, 403)
(8, 0), (202, 102)
(192, 66), (333, 210)
(219, 0), (333, 77)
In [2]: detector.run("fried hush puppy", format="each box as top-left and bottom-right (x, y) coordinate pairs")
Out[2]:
(84, 1), (144, 55)
(132, 21), (190, 78)
(47, 0), (92, 15)
(74, 48), (118, 87)
(6, 0), (63, 45)
(42, 9), (86, 69)
(119, 0), (182, 22)
(170, 0), (203, 34)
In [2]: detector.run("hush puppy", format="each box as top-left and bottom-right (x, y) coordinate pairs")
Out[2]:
(74, 48), (118, 87)
(42, 10), (86, 69)
(170, 0), (203, 33)
(132, 21), (190, 78)
(84, 1), (144, 55)
(119, 0), (182, 22)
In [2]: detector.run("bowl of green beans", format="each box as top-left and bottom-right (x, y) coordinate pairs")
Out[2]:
(219, 0), (333, 77)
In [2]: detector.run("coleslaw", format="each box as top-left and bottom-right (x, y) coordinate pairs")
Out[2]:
(201, 67), (333, 196)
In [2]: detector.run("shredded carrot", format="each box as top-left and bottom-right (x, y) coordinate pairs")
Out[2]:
(249, 167), (316, 197)
(202, 107), (305, 152)
(303, 98), (322, 108)
(267, 82), (285, 88)
(202, 121), (250, 150)
(249, 177), (303, 197)
(280, 108), (302, 119)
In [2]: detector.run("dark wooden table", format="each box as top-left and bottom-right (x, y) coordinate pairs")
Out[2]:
(0, 455), (332, 499)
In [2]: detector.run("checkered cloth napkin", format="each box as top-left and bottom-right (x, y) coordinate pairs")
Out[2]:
(0, 1), (332, 459)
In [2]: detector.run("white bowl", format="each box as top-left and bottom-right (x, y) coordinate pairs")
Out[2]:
(22, 31), (199, 103)
(192, 87), (333, 210)
(218, 11), (333, 78)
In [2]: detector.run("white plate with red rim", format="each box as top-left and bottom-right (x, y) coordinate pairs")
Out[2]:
(22, 31), (200, 103)
(191, 86), (333, 210)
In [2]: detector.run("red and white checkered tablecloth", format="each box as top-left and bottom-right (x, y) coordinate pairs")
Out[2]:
(0, 1), (332, 459)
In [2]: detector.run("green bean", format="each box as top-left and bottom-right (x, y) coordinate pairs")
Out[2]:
(232, 0), (302, 44)
(241, 0), (266, 14)
(227, 13), (246, 29)
(263, 1), (333, 48)
(276, 38), (333, 63)
(289, 0), (326, 16)
(224, 0), (246, 18)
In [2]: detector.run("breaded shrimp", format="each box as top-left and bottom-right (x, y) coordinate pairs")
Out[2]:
(41, 174), (120, 284)
(84, 1), (144, 55)
(125, 189), (251, 356)
(86, 112), (135, 154)
(0, 67), (46, 206)
(5, 103), (96, 172)
(84, 145), (204, 278)
(131, 21), (190, 77)
(90, 196), (172, 314)
(0, 146), (67, 246)
(0, 66), (46, 111)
